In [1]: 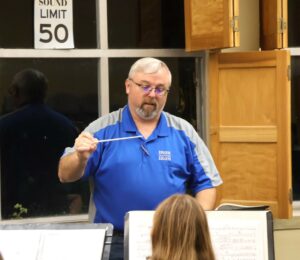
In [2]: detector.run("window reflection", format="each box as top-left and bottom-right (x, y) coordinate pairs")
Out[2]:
(0, 68), (80, 218)
(291, 57), (300, 200)
(108, 0), (185, 49)
(0, 59), (98, 219)
(288, 1), (300, 47)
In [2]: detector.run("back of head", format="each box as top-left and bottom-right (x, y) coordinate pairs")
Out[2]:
(9, 68), (48, 107)
(150, 194), (215, 260)
(128, 57), (172, 87)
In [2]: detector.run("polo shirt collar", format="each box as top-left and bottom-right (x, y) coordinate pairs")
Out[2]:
(155, 112), (169, 137)
(122, 105), (169, 137)
(122, 105), (138, 134)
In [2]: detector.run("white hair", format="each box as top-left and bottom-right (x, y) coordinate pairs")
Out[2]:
(128, 57), (172, 86)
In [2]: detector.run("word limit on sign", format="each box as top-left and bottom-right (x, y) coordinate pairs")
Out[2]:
(40, 9), (67, 19)
(34, 0), (74, 49)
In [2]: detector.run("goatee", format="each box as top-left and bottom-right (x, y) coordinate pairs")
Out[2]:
(136, 102), (158, 120)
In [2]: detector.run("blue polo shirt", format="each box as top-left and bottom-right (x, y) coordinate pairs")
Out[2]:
(64, 105), (222, 230)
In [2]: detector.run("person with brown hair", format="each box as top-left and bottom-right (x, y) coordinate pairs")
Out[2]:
(150, 194), (215, 260)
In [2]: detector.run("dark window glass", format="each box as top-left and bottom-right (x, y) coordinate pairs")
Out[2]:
(291, 57), (300, 200)
(107, 0), (185, 49)
(73, 0), (97, 48)
(0, 0), (97, 48)
(109, 58), (196, 127)
(288, 0), (300, 47)
(0, 58), (98, 219)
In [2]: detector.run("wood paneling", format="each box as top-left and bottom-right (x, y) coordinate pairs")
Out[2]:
(209, 50), (292, 218)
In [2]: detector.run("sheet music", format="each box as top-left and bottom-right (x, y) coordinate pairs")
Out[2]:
(127, 211), (154, 260)
(125, 210), (271, 260)
(0, 229), (106, 260)
(208, 219), (265, 259)
(206, 211), (269, 260)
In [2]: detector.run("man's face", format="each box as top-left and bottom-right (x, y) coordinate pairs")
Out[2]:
(125, 69), (170, 121)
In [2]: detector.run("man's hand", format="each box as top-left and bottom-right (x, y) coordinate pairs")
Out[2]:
(58, 132), (98, 183)
(74, 132), (98, 161)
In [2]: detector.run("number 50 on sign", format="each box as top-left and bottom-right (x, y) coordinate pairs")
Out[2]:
(34, 0), (74, 49)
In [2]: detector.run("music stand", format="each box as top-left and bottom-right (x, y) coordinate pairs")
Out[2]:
(0, 222), (113, 260)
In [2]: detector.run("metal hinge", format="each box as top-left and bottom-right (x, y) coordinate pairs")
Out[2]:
(279, 18), (287, 33)
(231, 16), (239, 32)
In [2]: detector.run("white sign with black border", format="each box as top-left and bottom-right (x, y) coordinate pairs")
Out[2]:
(34, 0), (74, 49)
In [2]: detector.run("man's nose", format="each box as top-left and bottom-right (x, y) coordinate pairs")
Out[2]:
(148, 88), (157, 97)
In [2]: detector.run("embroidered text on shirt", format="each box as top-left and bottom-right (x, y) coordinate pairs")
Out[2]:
(158, 150), (171, 161)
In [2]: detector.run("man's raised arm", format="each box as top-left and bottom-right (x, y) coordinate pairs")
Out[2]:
(58, 132), (97, 182)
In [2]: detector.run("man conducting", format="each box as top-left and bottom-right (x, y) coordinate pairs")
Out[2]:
(58, 57), (222, 257)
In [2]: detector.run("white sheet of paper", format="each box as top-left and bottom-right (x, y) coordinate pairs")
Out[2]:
(0, 229), (106, 260)
(127, 211), (154, 260)
(0, 230), (41, 259)
(206, 211), (268, 260)
(124, 210), (270, 260)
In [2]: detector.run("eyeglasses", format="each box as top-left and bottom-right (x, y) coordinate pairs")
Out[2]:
(129, 79), (169, 97)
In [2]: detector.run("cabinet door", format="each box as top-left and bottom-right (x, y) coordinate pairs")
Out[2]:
(260, 0), (288, 49)
(209, 50), (292, 218)
(184, 0), (240, 51)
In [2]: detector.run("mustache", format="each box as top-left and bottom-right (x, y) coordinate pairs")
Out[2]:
(142, 98), (157, 107)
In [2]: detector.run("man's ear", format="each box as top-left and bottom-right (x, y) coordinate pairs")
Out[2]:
(125, 79), (131, 94)
(8, 86), (18, 98)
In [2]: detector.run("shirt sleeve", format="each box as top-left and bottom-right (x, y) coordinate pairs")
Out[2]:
(187, 129), (223, 194)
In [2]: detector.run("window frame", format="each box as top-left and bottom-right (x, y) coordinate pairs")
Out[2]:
(289, 47), (300, 207)
(0, 0), (206, 223)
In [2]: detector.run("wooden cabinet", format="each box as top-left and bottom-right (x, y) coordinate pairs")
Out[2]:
(185, 0), (287, 51)
(184, 0), (291, 218)
(209, 51), (292, 218)
(260, 0), (288, 50)
(184, 0), (239, 51)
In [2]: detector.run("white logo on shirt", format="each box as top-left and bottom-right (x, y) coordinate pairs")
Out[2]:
(158, 150), (171, 161)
